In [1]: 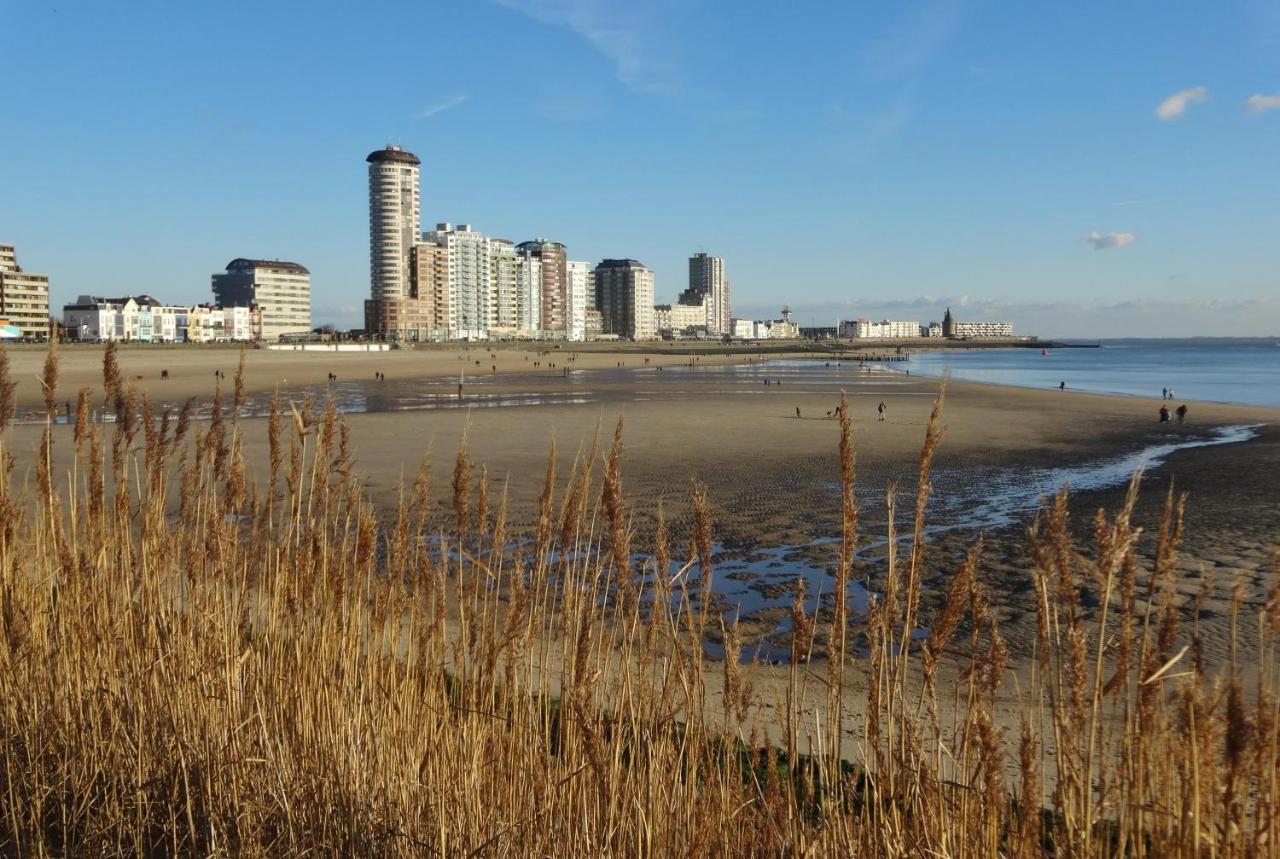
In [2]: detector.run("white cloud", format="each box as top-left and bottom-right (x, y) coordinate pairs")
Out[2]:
(492, 0), (679, 94)
(1244, 92), (1280, 113)
(1155, 85), (1209, 120)
(417, 94), (470, 119)
(1083, 231), (1137, 251)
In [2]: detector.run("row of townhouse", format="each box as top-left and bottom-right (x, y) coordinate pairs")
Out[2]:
(63, 295), (261, 343)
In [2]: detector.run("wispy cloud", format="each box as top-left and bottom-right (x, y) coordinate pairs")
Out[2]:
(1155, 85), (1209, 120)
(417, 94), (470, 119)
(833, 0), (961, 153)
(859, 0), (962, 81)
(1244, 92), (1280, 113)
(1083, 231), (1137, 250)
(1108, 197), (1174, 207)
(492, 0), (679, 94)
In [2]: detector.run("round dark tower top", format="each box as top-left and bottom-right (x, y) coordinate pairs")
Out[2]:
(366, 145), (421, 166)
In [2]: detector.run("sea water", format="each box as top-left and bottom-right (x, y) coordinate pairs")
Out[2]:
(906, 338), (1280, 407)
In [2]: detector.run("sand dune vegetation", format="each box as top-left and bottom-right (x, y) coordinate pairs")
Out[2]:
(1, 342), (1277, 857)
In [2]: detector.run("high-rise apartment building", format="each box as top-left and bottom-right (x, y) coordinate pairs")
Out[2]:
(516, 239), (568, 335)
(364, 145), (428, 340)
(211, 258), (311, 341)
(0, 243), (51, 339)
(565, 260), (590, 341)
(594, 259), (655, 340)
(420, 223), (500, 340)
(683, 252), (730, 336)
(514, 253), (542, 334)
(490, 241), (520, 334)
(367, 145), (421, 301)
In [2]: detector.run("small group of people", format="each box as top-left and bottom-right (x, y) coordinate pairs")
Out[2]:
(1158, 403), (1188, 424)
(1161, 387), (1176, 400)
(799, 400), (887, 421)
(374, 371), (386, 381)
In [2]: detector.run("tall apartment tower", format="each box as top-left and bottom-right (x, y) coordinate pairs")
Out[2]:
(565, 260), (590, 341)
(594, 259), (655, 340)
(685, 252), (730, 336)
(516, 239), (568, 335)
(0, 242), (51, 339)
(419, 223), (501, 340)
(367, 145), (421, 302)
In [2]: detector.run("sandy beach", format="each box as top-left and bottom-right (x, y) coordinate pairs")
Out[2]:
(5, 343), (1278, 674)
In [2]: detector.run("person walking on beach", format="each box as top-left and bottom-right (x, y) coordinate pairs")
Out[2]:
(1176, 404), (1188, 423)
(1059, 381), (1065, 391)
(1159, 405), (1170, 423)
(1162, 387), (1168, 400)
(877, 400), (886, 422)
(795, 406), (801, 419)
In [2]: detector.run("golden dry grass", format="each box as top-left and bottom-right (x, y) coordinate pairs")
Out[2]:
(0, 343), (1277, 857)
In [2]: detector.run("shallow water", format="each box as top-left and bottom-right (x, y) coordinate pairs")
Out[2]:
(701, 423), (1261, 662)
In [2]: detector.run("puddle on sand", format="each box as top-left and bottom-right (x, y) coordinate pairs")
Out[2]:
(926, 423), (1262, 532)
(695, 423), (1262, 663)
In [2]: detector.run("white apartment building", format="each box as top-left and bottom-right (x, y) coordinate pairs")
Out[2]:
(654, 300), (708, 338)
(732, 318), (756, 339)
(839, 319), (922, 339)
(594, 259), (655, 340)
(0, 243), (51, 339)
(420, 223), (498, 340)
(565, 260), (589, 341)
(367, 146), (421, 302)
(685, 252), (730, 336)
(211, 258), (310, 341)
(952, 320), (1015, 338)
(514, 252), (542, 334)
(64, 296), (126, 341)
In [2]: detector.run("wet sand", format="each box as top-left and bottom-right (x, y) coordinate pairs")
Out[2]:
(4, 344), (1278, 674)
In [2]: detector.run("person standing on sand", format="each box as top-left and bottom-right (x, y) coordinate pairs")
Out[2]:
(877, 401), (886, 421)
(1060, 381), (1065, 391)
(1176, 404), (1188, 423)
(1159, 405), (1170, 423)
(1162, 387), (1168, 400)
(795, 406), (801, 419)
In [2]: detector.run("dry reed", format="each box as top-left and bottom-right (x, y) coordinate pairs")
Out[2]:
(0, 357), (1275, 857)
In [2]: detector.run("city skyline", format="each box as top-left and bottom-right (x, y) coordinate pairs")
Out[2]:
(2, 1), (1278, 337)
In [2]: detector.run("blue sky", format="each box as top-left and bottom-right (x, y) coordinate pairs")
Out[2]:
(2, 0), (1278, 337)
